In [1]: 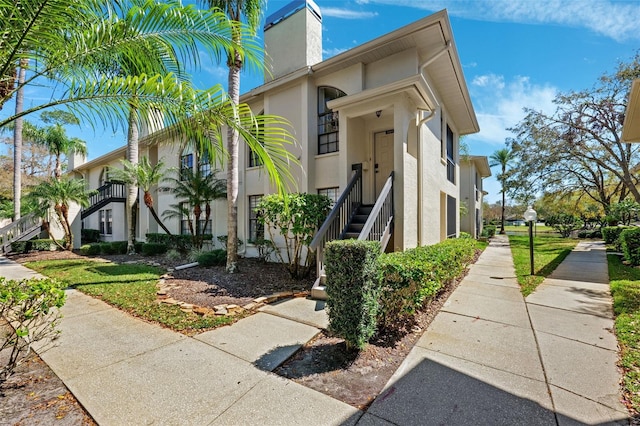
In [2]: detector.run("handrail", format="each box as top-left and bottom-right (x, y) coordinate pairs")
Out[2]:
(82, 181), (126, 219)
(309, 164), (362, 250)
(0, 212), (42, 250)
(358, 172), (394, 249)
(310, 164), (363, 279)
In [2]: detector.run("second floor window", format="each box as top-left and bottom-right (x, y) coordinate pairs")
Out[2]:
(180, 153), (193, 181)
(446, 124), (455, 184)
(318, 86), (346, 155)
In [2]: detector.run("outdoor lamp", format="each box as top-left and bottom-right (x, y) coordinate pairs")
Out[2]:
(523, 206), (537, 276)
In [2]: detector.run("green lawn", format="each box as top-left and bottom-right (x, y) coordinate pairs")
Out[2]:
(608, 254), (640, 412)
(25, 259), (233, 334)
(503, 225), (558, 234)
(508, 235), (578, 296)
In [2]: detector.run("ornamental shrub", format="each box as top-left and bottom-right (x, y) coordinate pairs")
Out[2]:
(378, 238), (478, 327)
(621, 228), (640, 266)
(546, 214), (583, 238)
(0, 277), (66, 383)
(81, 228), (101, 244)
(31, 239), (62, 251)
(325, 240), (381, 350)
(256, 193), (331, 279)
(481, 225), (496, 238)
(98, 242), (115, 254)
(109, 241), (128, 255)
(196, 249), (227, 267)
(602, 226), (630, 251)
(10, 240), (32, 253)
(141, 242), (168, 256)
(145, 233), (198, 253)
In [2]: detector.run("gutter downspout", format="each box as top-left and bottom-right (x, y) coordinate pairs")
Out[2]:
(416, 41), (450, 244)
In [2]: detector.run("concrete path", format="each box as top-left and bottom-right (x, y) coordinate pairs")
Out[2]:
(366, 235), (630, 426)
(0, 239), (631, 425)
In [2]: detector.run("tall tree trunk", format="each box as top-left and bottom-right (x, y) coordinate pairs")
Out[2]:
(499, 165), (506, 234)
(126, 107), (139, 254)
(225, 49), (242, 273)
(12, 59), (27, 221)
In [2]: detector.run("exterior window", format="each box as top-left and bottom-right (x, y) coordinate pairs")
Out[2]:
(317, 187), (339, 206)
(475, 172), (481, 201)
(249, 147), (263, 168)
(180, 153), (193, 181)
(447, 195), (456, 238)
(318, 86), (346, 154)
(99, 209), (112, 235)
(199, 150), (211, 177)
(248, 195), (264, 242)
(446, 124), (455, 183)
(179, 202), (190, 235)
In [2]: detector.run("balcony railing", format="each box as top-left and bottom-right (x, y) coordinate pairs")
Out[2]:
(81, 181), (126, 219)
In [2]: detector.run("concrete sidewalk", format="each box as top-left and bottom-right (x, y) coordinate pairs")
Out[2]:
(365, 235), (629, 425)
(0, 237), (631, 425)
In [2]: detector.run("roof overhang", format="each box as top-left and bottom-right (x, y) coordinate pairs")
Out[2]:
(470, 155), (491, 177)
(622, 79), (640, 143)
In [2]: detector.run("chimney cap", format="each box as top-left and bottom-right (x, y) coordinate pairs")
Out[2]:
(264, 0), (321, 31)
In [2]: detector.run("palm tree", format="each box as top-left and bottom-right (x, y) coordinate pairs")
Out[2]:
(162, 166), (226, 249)
(489, 148), (513, 235)
(110, 157), (172, 235)
(36, 124), (87, 179)
(28, 177), (94, 250)
(200, 0), (266, 273)
(12, 59), (27, 220)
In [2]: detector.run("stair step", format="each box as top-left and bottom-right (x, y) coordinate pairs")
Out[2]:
(348, 223), (364, 232)
(357, 205), (374, 215)
(352, 214), (368, 224)
(310, 276), (327, 300)
(344, 232), (359, 239)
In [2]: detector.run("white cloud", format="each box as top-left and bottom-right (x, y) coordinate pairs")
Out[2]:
(470, 74), (557, 145)
(359, 0), (640, 41)
(323, 47), (349, 57)
(321, 7), (378, 19)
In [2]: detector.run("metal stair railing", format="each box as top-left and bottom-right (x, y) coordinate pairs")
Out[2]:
(81, 181), (126, 219)
(358, 171), (394, 251)
(310, 164), (363, 278)
(0, 212), (42, 253)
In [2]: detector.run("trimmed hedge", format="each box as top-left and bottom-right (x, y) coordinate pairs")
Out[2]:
(80, 243), (101, 255)
(196, 249), (227, 267)
(325, 240), (381, 350)
(378, 238), (479, 327)
(146, 233), (212, 252)
(602, 226), (630, 251)
(141, 242), (168, 256)
(10, 240), (32, 253)
(577, 229), (603, 239)
(81, 229), (100, 244)
(621, 228), (640, 266)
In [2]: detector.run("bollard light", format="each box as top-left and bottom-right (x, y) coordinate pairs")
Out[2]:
(523, 206), (537, 276)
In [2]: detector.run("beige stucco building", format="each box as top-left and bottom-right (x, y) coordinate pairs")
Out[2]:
(459, 156), (491, 238)
(67, 1), (481, 275)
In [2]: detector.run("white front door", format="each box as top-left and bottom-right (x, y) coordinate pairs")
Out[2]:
(374, 130), (394, 197)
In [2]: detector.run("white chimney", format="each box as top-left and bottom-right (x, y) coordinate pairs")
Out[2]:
(263, 0), (322, 82)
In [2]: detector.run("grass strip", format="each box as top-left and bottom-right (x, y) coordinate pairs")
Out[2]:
(508, 235), (577, 296)
(25, 259), (233, 334)
(608, 254), (640, 413)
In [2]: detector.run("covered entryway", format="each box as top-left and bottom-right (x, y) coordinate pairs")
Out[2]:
(374, 129), (394, 198)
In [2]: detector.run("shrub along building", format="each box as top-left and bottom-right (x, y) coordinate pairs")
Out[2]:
(63, 0), (486, 296)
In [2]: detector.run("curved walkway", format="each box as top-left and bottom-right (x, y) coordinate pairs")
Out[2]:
(0, 236), (631, 425)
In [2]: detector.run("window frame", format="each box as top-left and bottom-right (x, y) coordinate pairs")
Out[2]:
(317, 187), (339, 207)
(446, 124), (455, 184)
(318, 86), (346, 155)
(248, 195), (264, 242)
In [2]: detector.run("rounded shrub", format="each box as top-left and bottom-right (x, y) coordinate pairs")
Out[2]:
(141, 242), (168, 256)
(196, 249), (227, 267)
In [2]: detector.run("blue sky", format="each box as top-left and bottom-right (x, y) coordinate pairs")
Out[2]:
(6, 0), (640, 204)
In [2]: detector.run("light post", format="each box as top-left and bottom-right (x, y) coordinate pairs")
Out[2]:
(524, 206), (537, 276)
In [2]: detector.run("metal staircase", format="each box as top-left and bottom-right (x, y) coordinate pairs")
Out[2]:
(309, 164), (394, 300)
(0, 212), (43, 253)
(81, 181), (126, 219)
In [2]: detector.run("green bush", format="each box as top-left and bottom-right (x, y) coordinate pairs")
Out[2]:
(141, 242), (168, 256)
(603, 226), (630, 250)
(577, 229), (603, 239)
(546, 214), (583, 238)
(249, 238), (276, 262)
(481, 225), (496, 238)
(81, 228), (101, 244)
(621, 228), (640, 266)
(98, 242), (115, 254)
(10, 240), (32, 253)
(32, 239), (63, 251)
(134, 241), (145, 253)
(145, 233), (205, 253)
(325, 240), (381, 350)
(0, 277), (66, 383)
(81, 243), (102, 255)
(459, 232), (472, 239)
(378, 238), (479, 327)
(109, 241), (128, 255)
(196, 249), (227, 267)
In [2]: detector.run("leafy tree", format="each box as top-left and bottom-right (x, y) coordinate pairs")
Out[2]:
(546, 214), (583, 238)
(256, 193), (331, 279)
(199, 0), (267, 274)
(28, 177), (95, 249)
(162, 167), (227, 250)
(110, 157), (172, 235)
(610, 200), (640, 226)
(508, 54), (640, 210)
(37, 124), (87, 179)
(489, 148), (513, 234)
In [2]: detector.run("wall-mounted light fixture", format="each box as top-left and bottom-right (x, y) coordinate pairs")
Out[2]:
(376, 110), (382, 118)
